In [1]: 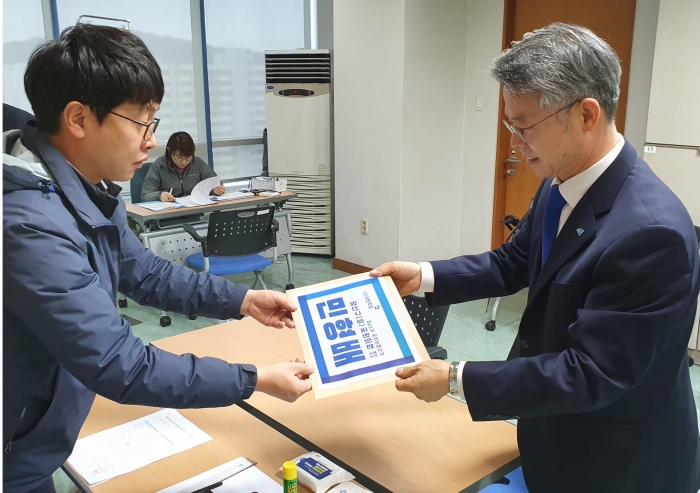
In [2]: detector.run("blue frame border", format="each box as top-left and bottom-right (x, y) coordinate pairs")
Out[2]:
(199, 0), (215, 169)
(298, 278), (414, 385)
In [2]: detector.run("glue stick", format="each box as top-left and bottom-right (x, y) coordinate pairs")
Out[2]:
(283, 460), (298, 493)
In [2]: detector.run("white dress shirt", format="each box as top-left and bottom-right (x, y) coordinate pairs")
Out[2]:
(417, 134), (625, 401)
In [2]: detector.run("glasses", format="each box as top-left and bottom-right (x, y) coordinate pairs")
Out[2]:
(101, 109), (160, 141)
(171, 153), (193, 163)
(502, 99), (582, 143)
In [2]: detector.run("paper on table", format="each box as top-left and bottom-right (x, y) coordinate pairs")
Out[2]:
(212, 191), (255, 201)
(190, 176), (222, 205)
(174, 196), (202, 207)
(137, 201), (184, 211)
(156, 457), (280, 493)
(67, 409), (212, 486)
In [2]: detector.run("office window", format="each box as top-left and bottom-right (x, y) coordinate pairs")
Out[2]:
(56, 0), (198, 141)
(3, 1), (47, 113)
(212, 144), (264, 181)
(204, 0), (305, 178)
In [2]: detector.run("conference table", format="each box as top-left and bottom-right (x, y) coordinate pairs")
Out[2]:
(155, 318), (520, 493)
(63, 397), (314, 492)
(125, 191), (297, 233)
(66, 317), (519, 492)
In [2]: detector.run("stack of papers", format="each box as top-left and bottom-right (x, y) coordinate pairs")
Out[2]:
(66, 409), (212, 486)
(136, 178), (256, 210)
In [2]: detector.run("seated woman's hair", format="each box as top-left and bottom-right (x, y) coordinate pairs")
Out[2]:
(166, 131), (196, 164)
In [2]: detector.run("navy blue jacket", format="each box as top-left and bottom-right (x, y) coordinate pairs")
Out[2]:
(428, 141), (700, 493)
(3, 123), (256, 492)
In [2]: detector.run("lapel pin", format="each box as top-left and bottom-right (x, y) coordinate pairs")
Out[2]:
(576, 228), (584, 236)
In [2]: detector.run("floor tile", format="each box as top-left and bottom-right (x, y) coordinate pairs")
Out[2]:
(689, 364), (700, 393)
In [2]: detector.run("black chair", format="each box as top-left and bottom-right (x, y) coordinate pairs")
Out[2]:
(402, 294), (449, 360)
(183, 206), (279, 289)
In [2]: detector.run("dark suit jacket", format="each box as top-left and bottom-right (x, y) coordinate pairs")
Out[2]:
(428, 141), (700, 493)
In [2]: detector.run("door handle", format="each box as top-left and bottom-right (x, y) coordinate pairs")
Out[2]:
(506, 157), (522, 163)
(507, 169), (516, 176)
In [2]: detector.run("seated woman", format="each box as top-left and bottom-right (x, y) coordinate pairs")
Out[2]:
(140, 131), (225, 202)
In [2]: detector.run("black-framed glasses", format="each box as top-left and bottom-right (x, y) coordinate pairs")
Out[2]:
(502, 99), (582, 143)
(102, 109), (160, 141)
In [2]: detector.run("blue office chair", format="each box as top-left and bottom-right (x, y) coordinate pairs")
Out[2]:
(129, 161), (152, 204)
(481, 467), (528, 492)
(183, 206), (279, 289)
(402, 294), (449, 360)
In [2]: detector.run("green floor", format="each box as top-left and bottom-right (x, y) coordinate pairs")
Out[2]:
(53, 254), (700, 492)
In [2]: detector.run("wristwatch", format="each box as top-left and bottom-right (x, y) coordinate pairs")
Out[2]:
(448, 361), (460, 396)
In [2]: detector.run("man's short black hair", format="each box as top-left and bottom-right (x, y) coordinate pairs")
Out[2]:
(24, 23), (164, 134)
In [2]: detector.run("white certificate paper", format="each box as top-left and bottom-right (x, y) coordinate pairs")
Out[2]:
(67, 409), (212, 485)
(287, 273), (429, 398)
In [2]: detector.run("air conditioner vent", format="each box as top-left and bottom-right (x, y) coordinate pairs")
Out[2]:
(265, 51), (331, 84)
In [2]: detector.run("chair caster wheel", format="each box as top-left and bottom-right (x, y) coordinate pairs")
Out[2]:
(118, 299), (128, 308)
(485, 320), (496, 331)
(160, 316), (171, 327)
(189, 315), (197, 320)
(285, 283), (295, 290)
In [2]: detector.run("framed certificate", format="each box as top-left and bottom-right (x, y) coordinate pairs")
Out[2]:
(287, 273), (429, 399)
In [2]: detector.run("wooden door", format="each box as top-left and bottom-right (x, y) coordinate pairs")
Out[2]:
(491, 0), (637, 248)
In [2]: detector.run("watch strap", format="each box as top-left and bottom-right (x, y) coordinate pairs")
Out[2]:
(448, 361), (460, 395)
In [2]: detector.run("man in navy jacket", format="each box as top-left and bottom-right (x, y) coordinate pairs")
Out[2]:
(3, 24), (314, 493)
(373, 24), (700, 492)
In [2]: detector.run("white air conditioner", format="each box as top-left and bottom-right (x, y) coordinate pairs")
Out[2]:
(265, 49), (333, 255)
(264, 49), (331, 176)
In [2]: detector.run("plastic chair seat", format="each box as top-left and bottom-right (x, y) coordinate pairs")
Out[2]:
(186, 253), (272, 275)
(480, 467), (528, 492)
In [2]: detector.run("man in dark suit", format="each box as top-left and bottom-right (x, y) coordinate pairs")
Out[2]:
(372, 23), (700, 493)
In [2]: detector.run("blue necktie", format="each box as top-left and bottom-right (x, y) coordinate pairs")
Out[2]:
(541, 184), (567, 266)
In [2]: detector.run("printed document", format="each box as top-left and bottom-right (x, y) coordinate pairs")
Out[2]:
(66, 409), (212, 486)
(190, 176), (222, 205)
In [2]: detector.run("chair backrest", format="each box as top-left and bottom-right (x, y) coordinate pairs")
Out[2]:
(130, 162), (152, 204)
(402, 294), (450, 347)
(695, 226), (700, 249)
(3, 104), (33, 131)
(207, 206), (276, 257)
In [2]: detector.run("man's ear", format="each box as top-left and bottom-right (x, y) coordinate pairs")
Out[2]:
(60, 102), (90, 139)
(579, 98), (602, 132)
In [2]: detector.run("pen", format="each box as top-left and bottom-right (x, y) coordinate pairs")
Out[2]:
(190, 481), (223, 493)
(169, 188), (173, 195)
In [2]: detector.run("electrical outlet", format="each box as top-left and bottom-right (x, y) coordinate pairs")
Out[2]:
(361, 218), (368, 235)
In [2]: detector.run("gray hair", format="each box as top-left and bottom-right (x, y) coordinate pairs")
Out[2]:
(490, 23), (621, 122)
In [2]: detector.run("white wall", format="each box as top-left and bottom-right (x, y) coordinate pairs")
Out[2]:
(399, 0), (469, 261)
(334, 0), (503, 268)
(458, 0), (504, 254)
(334, 0), (406, 267)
